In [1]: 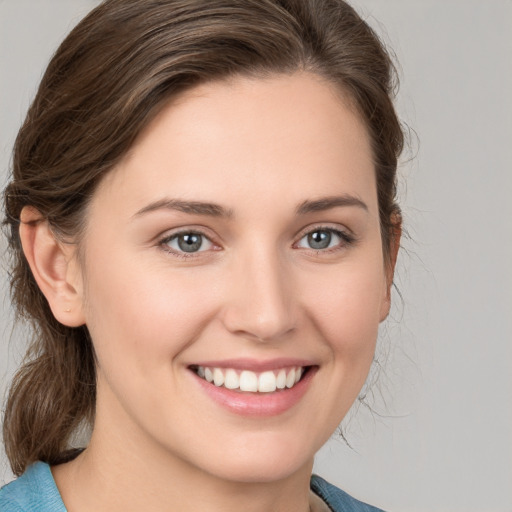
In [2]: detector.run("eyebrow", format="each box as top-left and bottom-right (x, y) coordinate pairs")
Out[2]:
(296, 195), (368, 215)
(133, 194), (367, 220)
(133, 199), (234, 219)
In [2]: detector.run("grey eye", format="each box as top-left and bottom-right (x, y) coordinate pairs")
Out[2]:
(297, 229), (347, 250)
(165, 232), (213, 253)
(307, 231), (332, 249)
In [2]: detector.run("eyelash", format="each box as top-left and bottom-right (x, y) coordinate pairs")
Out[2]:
(158, 230), (216, 258)
(158, 226), (356, 258)
(294, 226), (356, 253)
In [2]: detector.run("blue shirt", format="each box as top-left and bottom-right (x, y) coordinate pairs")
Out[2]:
(0, 462), (385, 511)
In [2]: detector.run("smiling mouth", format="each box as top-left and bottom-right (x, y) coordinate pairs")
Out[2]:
(190, 365), (311, 393)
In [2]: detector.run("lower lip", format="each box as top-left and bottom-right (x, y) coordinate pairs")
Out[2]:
(191, 367), (317, 417)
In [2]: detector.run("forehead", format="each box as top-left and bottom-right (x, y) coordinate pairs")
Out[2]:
(91, 72), (376, 219)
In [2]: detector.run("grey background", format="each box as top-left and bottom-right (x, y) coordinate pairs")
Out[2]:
(1, 1), (511, 511)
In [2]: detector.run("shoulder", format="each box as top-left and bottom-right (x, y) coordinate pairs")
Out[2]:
(310, 474), (387, 512)
(0, 462), (66, 512)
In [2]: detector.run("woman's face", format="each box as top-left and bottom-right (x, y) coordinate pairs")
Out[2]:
(76, 72), (392, 482)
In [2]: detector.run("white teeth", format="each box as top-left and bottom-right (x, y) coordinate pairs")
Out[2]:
(213, 368), (224, 387)
(195, 365), (306, 393)
(239, 370), (258, 392)
(276, 369), (286, 389)
(224, 369), (240, 390)
(258, 371), (277, 393)
(285, 368), (296, 388)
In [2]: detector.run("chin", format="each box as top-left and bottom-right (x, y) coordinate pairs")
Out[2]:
(193, 433), (317, 484)
(206, 458), (310, 484)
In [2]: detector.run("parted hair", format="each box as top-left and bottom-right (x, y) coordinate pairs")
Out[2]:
(2, 0), (404, 476)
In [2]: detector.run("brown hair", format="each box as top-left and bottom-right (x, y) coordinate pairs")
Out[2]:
(2, 0), (403, 475)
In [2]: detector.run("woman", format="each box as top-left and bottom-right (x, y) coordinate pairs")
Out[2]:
(0, 0), (403, 510)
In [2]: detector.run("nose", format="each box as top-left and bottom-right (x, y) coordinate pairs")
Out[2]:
(220, 246), (297, 342)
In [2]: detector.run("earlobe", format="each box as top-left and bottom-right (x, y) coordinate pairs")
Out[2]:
(19, 206), (86, 327)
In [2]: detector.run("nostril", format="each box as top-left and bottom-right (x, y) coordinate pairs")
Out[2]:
(219, 268), (297, 341)
(225, 314), (297, 343)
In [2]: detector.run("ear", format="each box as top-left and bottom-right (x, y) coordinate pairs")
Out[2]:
(380, 215), (402, 322)
(19, 206), (86, 327)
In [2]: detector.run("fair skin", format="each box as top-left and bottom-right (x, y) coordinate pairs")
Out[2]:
(20, 72), (399, 512)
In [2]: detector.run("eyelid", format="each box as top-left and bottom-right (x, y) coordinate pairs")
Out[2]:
(157, 227), (221, 258)
(294, 223), (355, 241)
(154, 223), (356, 258)
(293, 224), (357, 250)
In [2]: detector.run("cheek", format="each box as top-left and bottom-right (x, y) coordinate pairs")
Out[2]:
(302, 258), (386, 360)
(81, 254), (218, 375)
(81, 259), (223, 432)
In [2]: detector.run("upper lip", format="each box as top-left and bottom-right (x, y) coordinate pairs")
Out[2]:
(189, 358), (316, 372)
